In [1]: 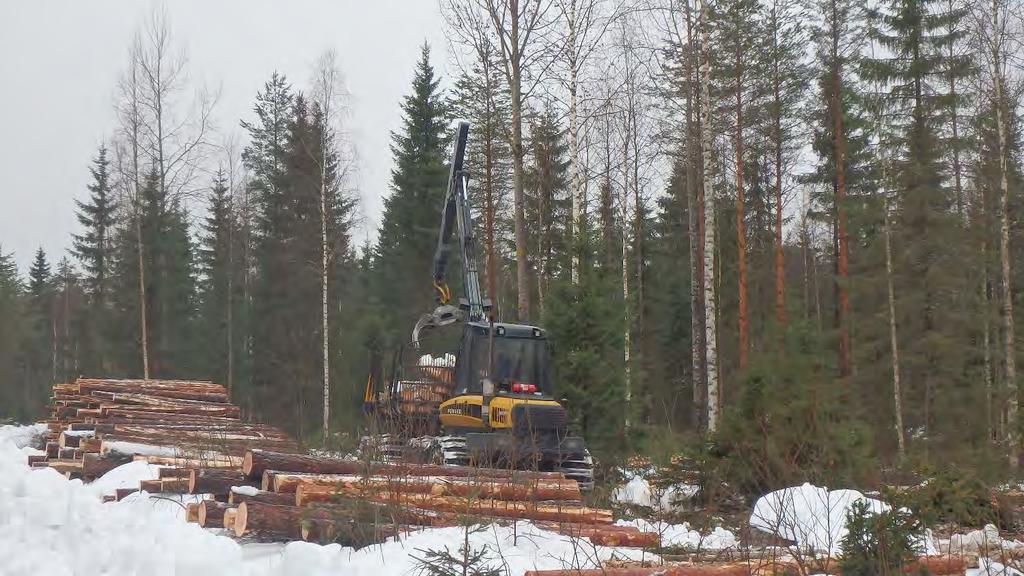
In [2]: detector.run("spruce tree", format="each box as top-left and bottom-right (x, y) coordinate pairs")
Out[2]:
(198, 170), (236, 388)
(73, 144), (115, 374)
(373, 44), (450, 345)
(525, 106), (570, 316)
(0, 247), (26, 420)
(24, 248), (53, 416)
(864, 0), (975, 450)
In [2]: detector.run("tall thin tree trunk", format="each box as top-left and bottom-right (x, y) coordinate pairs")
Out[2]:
(622, 109), (633, 432)
(136, 215), (150, 380)
(483, 52), (498, 311)
(321, 152), (331, 446)
(682, 0), (706, 430)
(510, 9), (530, 322)
(568, 0), (583, 286)
(831, 1), (851, 378)
(992, 5), (1018, 467)
(883, 176), (905, 460)
(698, 0), (719, 434)
(771, 3), (786, 326)
(984, 237), (994, 442)
(734, 47), (748, 371)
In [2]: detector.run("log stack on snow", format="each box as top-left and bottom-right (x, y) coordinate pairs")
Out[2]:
(33, 377), (658, 551)
(35, 378), (298, 480)
(178, 448), (658, 549)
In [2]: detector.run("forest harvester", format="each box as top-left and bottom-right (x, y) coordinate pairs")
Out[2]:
(361, 121), (593, 489)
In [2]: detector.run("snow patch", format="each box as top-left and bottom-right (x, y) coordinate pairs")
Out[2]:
(231, 485), (260, 496)
(616, 519), (738, 550)
(0, 423), (47, 449)
(0, 436), (660, 575)
(612, 469), (698, 512)
(102, 440), (178, 457)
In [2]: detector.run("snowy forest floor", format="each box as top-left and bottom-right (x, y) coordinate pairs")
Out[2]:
(1, 423), (1022, 576)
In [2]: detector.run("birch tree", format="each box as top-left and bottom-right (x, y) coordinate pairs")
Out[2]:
(311, 49), (352, 445)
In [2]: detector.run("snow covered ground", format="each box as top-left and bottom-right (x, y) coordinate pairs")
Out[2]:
(612, 467), (699, 512)
(0, 424), (683, 576)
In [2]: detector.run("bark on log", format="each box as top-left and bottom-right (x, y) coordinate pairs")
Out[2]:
(58, 447), (79, 459)
(46, 441), (59, 459)
(116, 488), (139, 501)
(140, 479), (163, 492)
(80, 453), (131, 475)
(234, 502), (310, 539)
(158, 467), (191, 479)
(228, 489), (296, 506)
(521, 556), (967, 576)
(299, 517), (398, 545)
(295, 486), (611, 524)
(198, 500), (231, 528)
(132, 455), (243, 468)
(270, 472), (580, 501)
(27, 455), (47, 466)
(102, 495), (116, 503)
(189, 468), (253, 495)
(79, 437), (103, 452)
(244, 449), (563, 481)
(159, 478), (190, 493)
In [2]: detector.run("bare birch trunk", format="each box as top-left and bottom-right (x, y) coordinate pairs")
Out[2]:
(698, 0), (719, 434)
(992, 6), (1018, 467)
(682, 0), (706, 429)
(621, 111), (633, 432)
(883, 178), (905, 460)
(567, 0), (583, 286)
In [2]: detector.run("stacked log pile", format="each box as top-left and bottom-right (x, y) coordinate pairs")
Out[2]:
(33, 378), (657, 553)
(177, 448), (659, 549)
(34, 378), (298, 480)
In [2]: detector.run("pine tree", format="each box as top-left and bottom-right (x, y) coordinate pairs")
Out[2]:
(373, 45), (450, 345)
(73, 144), (116, 374)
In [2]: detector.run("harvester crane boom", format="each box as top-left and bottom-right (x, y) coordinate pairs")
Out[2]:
(433, 120), (485, 322)
(413, 121), (488, 344)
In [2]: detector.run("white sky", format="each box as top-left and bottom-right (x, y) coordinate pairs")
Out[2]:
(0, 0), (450, 272)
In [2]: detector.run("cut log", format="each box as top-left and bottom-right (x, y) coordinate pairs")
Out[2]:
(521, 556), (968, 576)
(270, 472), (581, 502)
(186, 502), (200, 523)
(234, 502), (307, 539)
(140, 479), (163, 492)
(79, 437), (103, 452)
(189, 468), (253, 495)
(159, 478), (190, 493)
(82, 453), (132, 478)
(158, 467), (191, 479)
(47, 459), (83, 474)
(58, 447), (79, 459)
(295, 486), (612, 524)
(228, 488), (296, 506)
(299, 517), (398, 545)
(102, 495), (116, 503)
(45, 441), (59, 459)
(198, 500), (230, 528)
(133, 455), (243, 468)
(115, 488), (139, 501)
(223, 507), (238, 531)
(27, 455), (47, 466)
(243, 449), (564, 482)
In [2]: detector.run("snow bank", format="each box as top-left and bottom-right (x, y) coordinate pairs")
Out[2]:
(750, 483), (936, 556)
(0, 428), (658, 576)
(0, 422), (47, 449)
(751, 483), (888, 554)
(616, 519), (738, 550)
(968, 558), (1024, 576)
(612, 469), (698, 512)
(88, 460), (160, 497)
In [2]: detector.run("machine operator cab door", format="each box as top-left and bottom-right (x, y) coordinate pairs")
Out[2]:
(453, 322), (553, 400)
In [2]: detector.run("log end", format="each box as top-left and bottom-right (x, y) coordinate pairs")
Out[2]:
(186, 502), (200, 523)
(223, 507), (238, 531)
(188, 469), (198, 494)
(234, 502), (248, 537)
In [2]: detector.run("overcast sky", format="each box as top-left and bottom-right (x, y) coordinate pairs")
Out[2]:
(0, 0), (450, 273)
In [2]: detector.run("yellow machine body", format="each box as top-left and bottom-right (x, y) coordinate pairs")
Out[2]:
(438, 394), (563, 431)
